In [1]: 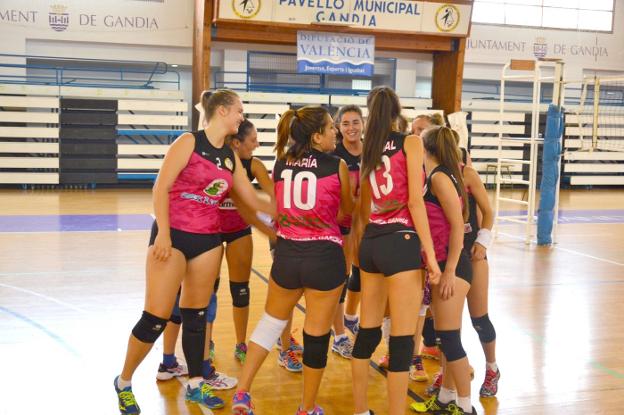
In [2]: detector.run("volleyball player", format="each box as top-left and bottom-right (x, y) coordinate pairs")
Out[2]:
(350, 86), (440, 415)
(113, 89), (274, 415)
(231, 105), (354, 415)
(331, 105), (364, 357)
(411, 126), (476, 415)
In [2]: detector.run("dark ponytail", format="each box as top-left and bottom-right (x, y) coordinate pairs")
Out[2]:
(361, 86), (401, 178)
(275, 106), (329, 160)
(227, 119), (255, 144)
(423, 126), (469, 221)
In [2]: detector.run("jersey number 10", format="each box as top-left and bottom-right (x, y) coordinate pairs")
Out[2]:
(281, 170), (317, 210)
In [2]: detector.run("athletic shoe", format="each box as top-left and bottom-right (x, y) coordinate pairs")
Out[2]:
(114, 376), (141, 415)
(209, 340), (216, 361)
(156, 361), (188, 381)
(409, 356), (428, 382)
(277, 349), (303, 372)
(444, 403), (478, 415)
(185, 381), (224, 409)
(295, 405), (324, 414)
(277, 336), (304, 355)
(331, 336), (353, 359)
(409, 396), (453, 414)
(344, 316), (360, 336)
(377, 354), (389, 369)
(234, 342), (247, 364)
(479, 368), (500, 397)
(232, 390), (254, 415)
(204, 371), (238, 390)
(421, 345), (441, 360)
(426, 372), (444, 396)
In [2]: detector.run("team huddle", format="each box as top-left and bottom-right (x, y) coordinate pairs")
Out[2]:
(113, 87), (500, 415)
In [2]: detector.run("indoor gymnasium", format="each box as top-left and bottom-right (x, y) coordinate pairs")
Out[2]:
(0, 1), (623, 414)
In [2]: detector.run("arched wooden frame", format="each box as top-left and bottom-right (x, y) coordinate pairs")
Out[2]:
(193, 0), (473, 127)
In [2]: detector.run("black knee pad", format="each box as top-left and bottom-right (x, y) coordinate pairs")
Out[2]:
(180, 307), (208, 378)
(339, 281), (348, 304)
(436, 330), (466, 362)
(348, 266), (361, 292)
(471, 314), (496, 344)
(352, 326), (382, 359)
(229, 281), (250, 308)
(132, 311), (167, 343)
(180, 307), (207, 333)
(388, 335), (415, 372)
(169, 313), (182, 325)
(422, 317), (436, 347)
(302, 331), (331, 369)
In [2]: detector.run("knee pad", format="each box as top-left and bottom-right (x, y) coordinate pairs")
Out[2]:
(388, 335), (415, 372)
(436, 330), (466, 362)
(180, 307), (208, 378)
(352, 326), (382, 359)
(230, 281), (250, 308)
(348, 266), (361, 292)
(302, 331), (331, 369)
(132, 311), (167, 343)
(471, 314), (496, 344)
(205, 293), (218, 324)
(422, 317), (437, 347)
(169, 293), (181, 324)
(249, 312), (288, 351)
(180, 307), (207, 333)
(169, 313), (182, 325)
(339, 281), (348, 304)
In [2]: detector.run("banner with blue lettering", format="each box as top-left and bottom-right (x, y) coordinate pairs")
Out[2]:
(297, 31), (374, 77)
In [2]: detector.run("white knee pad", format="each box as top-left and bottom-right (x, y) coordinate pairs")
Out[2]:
(249, 312), (289, 351)
(419, 304), (429, 317)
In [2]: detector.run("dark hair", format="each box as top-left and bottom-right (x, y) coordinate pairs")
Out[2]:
(227, 119), (255, 144)
(361, 86), (401, 178)
(334, 105), (364, 142)
(422, 126), (468, 221)
(201, 89), (239, 121)
(397, 114), (409, 133)
(275, 106), (330, 160)
(415, 113), (445, 127)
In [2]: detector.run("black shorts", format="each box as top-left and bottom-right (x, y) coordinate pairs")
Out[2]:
(439, 250), (473, 285)
(149, 221), (222, 260)
(271, 238), (346, 291)
(221, 227), (252, 244)
(339, 226), (351, 236)
(359, 230), (422, 276)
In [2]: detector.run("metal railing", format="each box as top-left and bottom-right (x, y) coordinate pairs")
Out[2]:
(0, 53), (180, 90)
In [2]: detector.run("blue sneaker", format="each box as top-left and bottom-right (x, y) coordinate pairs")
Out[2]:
(232, 390), (254, 415)
(277, 336), (303, 355)
(344, 316), (359, 336)
(185, 381), (224, 409)
(277, 349), (303, 372)
(114, 376), (140, 415)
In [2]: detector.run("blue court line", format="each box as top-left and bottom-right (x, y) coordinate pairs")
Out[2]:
(250, 267), (425, 404)
(0, 306), (80, 357)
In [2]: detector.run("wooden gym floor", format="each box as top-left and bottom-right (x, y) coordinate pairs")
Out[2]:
(0, 188), (623, 415)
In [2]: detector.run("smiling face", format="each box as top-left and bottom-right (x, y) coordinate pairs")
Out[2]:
(219, 97), (245, 135)
(339, 111), (363, 145)
(232, 126), (259, 160)
(313, 114), (337, 152)
(412, 117), (432, 137)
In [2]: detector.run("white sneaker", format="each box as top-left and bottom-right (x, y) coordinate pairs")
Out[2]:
(203, 371), (237, 390)
(156, 360), (188, 381)
(331, 336), (353, 359)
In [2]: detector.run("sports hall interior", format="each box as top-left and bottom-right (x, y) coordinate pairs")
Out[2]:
(1, 1), (623, 414)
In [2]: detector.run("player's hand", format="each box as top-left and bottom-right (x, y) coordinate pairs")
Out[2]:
(153, 232), (172, 262)
(439, 270), (455, 300)
(471, 243), (487, 261)
(426, 258), (441, 285)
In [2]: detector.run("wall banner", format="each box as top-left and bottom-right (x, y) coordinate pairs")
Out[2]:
(297, 31), (374, 76)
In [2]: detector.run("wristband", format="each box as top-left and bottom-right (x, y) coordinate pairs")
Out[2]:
(475, 228), (492, 249)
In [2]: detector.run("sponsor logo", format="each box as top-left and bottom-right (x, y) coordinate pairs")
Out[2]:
(435, 4), (460, 32)
(224, 157), (234, 171)
(232, 0), (260, 18)
(204, 178), (228, 197)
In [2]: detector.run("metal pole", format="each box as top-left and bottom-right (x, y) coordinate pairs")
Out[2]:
(592, 76), (600, 151)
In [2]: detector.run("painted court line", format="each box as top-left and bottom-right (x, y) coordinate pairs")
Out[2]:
(0, 282), (87, 313)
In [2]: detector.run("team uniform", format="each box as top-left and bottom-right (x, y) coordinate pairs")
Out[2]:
(332, 142), (361, 235)
(219, 157), (255, 243)
(149, 130), (236, 254)
(423, 165), (472, 284)
(271, 149), (346, 291)
(359, 132), (422, 276)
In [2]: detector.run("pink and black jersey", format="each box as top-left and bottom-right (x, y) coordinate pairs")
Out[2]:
(424, 165), (463, 262)
(168, 131), (236, 234)
(332, 142), (361, 229)
(273, 149), (343, 246)
(365, 132), (417, 236)
(219, 157), (256, 234)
